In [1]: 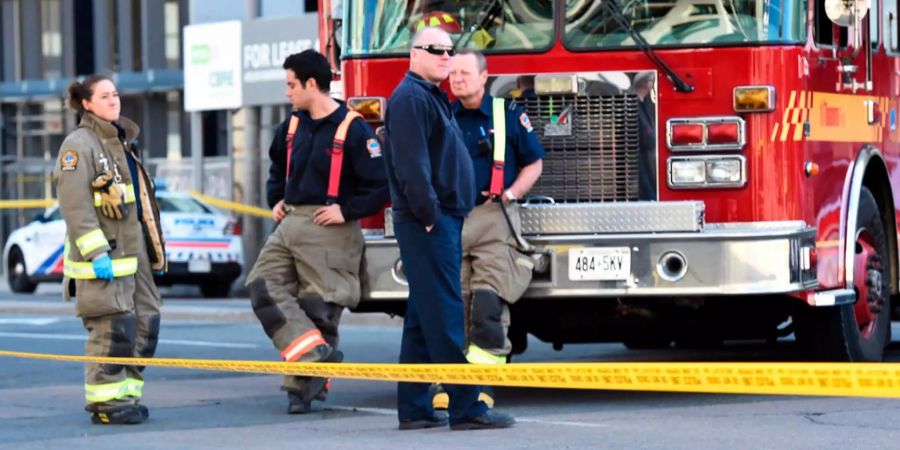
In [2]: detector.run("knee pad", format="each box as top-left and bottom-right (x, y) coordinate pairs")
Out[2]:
(249, 279), (287, 338)
(102, 313), (137, 374)
(469, 290), (505, 349)
(140, 314), (161, 359)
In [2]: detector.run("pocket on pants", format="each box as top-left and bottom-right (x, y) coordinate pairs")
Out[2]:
(324, 250), (361, 307)
(75, 278), (131, 318)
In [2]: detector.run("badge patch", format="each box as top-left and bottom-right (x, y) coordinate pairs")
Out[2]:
(366, 138), (383, 158)
(519, 113), (534, 133)
(60, 150), (78, 172)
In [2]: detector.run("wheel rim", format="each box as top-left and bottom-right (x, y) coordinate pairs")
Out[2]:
(852, 229), (884, 339)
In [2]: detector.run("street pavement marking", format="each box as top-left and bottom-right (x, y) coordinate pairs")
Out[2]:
(325, 405), (612, 429)
(0, 332), (259, 349)
(0, 318), (60, 326)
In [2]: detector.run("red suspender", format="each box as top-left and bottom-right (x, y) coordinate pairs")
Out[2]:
(284, 115), (300, 181)
(327, 111), (363, 204)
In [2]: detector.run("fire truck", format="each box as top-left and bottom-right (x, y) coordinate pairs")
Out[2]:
(318, 0), (899, 362)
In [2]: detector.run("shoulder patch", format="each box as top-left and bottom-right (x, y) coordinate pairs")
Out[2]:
(60, 150), (78, 172)
(519, 113), (534, 133)
(366, 138), (383, 158)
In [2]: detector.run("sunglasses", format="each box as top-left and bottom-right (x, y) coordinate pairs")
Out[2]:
(414, 44), (455, 57)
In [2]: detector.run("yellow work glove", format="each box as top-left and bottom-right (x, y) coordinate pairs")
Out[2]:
(91, 171), (126, 220)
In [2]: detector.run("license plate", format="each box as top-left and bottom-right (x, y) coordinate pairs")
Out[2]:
(188, 259), (212, 273)
(568, 247), (631, 281)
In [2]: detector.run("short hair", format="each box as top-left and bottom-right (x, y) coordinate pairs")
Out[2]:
(455, 49), (487, 73)
(282, 49), (331, 93)
(411, 26), (449, 47)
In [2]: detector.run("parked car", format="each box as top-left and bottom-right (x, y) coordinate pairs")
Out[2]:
(4, 188), (244, 297)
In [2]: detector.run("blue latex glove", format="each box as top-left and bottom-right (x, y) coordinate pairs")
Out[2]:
(153, 270), (165, 276)
(92, 254), (114, 281)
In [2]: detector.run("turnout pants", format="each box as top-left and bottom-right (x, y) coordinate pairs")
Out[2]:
(394, 213), (488, 424)
(246, 205), (362, 397)
(461, 203), (533, 358)
(77, 237), (161, 412)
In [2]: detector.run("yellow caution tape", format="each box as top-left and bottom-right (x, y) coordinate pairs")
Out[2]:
(2, 349), (900, 398)
(189, 191), (272, 219)
(0, 199), (56, 209)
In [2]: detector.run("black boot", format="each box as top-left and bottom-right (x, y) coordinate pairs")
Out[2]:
(90, 404), (149, 425)
(287, 348), (344, 414)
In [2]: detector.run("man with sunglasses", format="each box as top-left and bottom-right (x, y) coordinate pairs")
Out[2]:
(382, 27), (515, 431)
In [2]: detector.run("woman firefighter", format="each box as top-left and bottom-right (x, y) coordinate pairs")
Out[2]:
(56, 74), (166, 425)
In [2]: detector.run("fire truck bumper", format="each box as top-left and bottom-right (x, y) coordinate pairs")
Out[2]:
(362, 221), (817, 300)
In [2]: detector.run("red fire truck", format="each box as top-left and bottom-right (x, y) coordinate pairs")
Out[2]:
(319, 0), (899, 362)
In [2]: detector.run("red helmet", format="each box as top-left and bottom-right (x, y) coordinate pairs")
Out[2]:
(413, 11), (462, 33)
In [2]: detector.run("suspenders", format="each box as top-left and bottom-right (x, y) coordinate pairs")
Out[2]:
(283, 110), (363, 204)
(489, 97), (507, 198)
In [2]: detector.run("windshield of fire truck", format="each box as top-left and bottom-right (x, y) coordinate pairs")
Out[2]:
(565, 0), (807, 49)
(344, 0), (555, 56)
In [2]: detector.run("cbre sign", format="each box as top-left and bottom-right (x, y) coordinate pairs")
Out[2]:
(183, 14), (319, 111)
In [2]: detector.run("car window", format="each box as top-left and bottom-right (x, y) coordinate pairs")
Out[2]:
(156, 196), (213, 214)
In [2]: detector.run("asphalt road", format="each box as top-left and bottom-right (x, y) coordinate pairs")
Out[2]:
(2, 286), (900, 449)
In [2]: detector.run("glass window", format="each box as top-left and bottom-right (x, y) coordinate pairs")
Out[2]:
(165, 0), (180, 69)
(344, 0), (555, 56)
(887, 1), (899, 52)
(156, 196), (213, 214)
(41, 0), (63, 78)
(566, 0), (807, 50)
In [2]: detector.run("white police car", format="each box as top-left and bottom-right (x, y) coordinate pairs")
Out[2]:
(4, 188), (244, 297)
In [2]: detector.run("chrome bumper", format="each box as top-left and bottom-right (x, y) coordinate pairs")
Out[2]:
(362, 221), (817, 300)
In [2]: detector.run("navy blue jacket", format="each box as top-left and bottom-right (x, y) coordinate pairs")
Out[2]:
(266, 102), (390, 220)
(452, 94), (545, 205)
(383, 71), (475, 226)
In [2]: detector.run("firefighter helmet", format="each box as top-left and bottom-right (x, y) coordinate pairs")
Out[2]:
(413, 11), (462, 33)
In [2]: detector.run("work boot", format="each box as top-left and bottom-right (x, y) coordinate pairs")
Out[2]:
(89, 404), (149, 425)
(449, 410), (515, 431)
(287, 391), (311, 414)
(398, 411), (450, 430)
(430, 383), (449, 410)
(287, 349), (344, 414)
(306, 350), (344, 403)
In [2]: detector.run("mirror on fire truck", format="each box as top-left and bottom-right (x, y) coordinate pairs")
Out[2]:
(825, 0), (871, 26)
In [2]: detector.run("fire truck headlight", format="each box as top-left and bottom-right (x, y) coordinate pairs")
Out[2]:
(733, 86), (775, 112)
(668, 156), (746, 188)
(669, 159), (706, 185)
(706, 158), (743, 183)
(347, 96), (386, 122)
(535, 74), (579, 95)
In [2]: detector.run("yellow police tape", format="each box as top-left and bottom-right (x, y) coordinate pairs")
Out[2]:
(2, 349), (900, 399)
(0, 193), (271, 219)
(0, 199), (57, 209)
(188, 191), (272, 219)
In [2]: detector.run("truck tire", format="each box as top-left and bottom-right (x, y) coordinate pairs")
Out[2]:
(796, 187), (891, 361)
(7, 247), (37, 294)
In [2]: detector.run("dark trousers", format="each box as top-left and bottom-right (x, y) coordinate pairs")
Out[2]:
(394, 213), (488, 423)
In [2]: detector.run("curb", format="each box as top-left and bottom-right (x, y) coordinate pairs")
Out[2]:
(0, 300), (403, 327)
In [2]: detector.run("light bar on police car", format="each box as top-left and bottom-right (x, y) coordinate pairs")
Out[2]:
(535, 74), (579, 95)
(668, 155), (746, 188)
(347, 96), (386, 122)
(733, 86), (775, 112)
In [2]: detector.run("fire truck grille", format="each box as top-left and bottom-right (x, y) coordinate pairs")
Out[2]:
(517, 95), (641, 202)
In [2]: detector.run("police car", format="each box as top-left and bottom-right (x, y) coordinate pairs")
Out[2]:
(4, 187), (244, 297)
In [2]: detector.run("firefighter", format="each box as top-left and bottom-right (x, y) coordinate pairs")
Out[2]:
(246, 49), (389, 415)
(430, 49), (544, 409)
(57, 75), (160, 424)
(384, 26), (514, 430)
